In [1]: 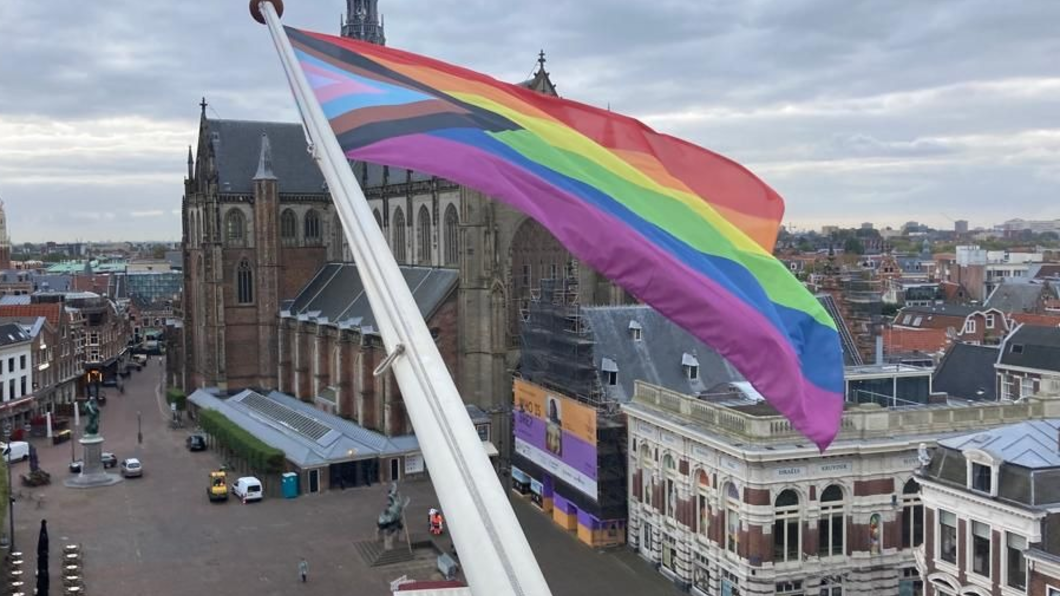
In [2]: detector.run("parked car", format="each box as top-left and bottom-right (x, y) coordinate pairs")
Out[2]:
(70, 452), (118, 473)
(0, 441), (30, 462)
(231, 477), (263, 503)
(186, 434), (207, 452)
(120, 458), (143, 478)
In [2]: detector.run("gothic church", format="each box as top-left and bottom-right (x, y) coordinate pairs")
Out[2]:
(181, 0), (626, 423)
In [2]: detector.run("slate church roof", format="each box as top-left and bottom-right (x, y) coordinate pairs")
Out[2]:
(282, 263), (458, 334)
(205, 118), (326, 195)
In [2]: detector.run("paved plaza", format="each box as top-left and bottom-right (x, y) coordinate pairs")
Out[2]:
(7, 359), (679, 595)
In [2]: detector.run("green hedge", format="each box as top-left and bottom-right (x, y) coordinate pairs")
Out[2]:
(198, 409), (285, 474)
(165, 388), (187, 411)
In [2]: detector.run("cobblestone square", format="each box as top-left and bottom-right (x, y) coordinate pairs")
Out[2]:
(7, 359), (678, 595)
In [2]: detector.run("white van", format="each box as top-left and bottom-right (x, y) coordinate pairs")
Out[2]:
(0, 441), (29, 462)
(232, 476), (263, 503)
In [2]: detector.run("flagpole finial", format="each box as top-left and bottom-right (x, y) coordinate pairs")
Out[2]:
(250, 0), (284, 24)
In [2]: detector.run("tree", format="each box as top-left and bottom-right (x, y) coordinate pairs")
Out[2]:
(151, 244), (167, 260)
(843, 237), (865, 255)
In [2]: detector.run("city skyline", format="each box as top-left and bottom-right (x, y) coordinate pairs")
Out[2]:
(1, 0), (1058, 242)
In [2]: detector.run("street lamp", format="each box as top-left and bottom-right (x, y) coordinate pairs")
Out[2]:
(137, 411), (142, 445)
(3, 421), (15, 552)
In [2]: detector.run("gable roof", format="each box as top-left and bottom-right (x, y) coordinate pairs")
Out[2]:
(0, 322), (31, 347)
(933, 343), (999, 400)
(579, 305), (742, 404)
(985, 280), (1047, 313)
(999, 325), (1060, 372)
(205, 118), (326, 195)
(883, 326), (951, 356)
(282, 263), (458, 333)
(0, 303), (62, 327)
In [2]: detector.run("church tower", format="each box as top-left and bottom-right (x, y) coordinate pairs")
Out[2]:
(342, 0), (386, 45)
(0, 198), (11, 270)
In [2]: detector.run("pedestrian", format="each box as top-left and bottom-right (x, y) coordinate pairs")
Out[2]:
(299, 557), (308, 583)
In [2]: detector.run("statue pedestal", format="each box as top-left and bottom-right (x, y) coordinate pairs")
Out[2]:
(64, 435), (122, 489)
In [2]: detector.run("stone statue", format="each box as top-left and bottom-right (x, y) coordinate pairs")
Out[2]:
(84, 398), (101, 436)
(376, 483), (408, 535)
(917, 443), (932, 468)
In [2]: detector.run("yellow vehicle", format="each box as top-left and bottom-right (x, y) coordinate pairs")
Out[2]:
(208, 470), (228, 502)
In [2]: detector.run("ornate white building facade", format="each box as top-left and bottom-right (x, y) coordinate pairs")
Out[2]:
(623, 379), (1060, 596)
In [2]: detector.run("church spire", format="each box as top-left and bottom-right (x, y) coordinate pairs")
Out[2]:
(520, 49), (559, 97)
(187, 146), (194, 179)
(342, 0), (386, 45)
(254, 132), (276, 180)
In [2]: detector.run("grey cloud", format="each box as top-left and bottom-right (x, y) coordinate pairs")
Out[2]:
(1, 0), (1058, 241)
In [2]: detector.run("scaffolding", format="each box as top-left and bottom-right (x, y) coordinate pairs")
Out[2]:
(518, 275), (607, 407)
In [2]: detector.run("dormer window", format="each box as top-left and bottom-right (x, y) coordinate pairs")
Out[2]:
(602, 357), (618, 386)
(682, 353), (699, 380)
(971, 463), (991, 492)
(628, 320), (643, 341)
(965, 319), (977, 334)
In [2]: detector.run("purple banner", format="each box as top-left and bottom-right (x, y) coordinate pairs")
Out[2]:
(514, 410), (598, 481)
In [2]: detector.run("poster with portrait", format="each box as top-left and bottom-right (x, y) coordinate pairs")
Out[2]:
(513, 379), (598, 499)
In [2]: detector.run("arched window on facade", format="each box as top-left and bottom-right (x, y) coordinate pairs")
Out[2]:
(280, 209), (297, 246)
(392, 207), (407, 263)
(774, 489), (800, 563)
(638, 444), (653, 506)
(901, 479), (923, 548)
(225, 209), (245, 247)
(236, 259), (253, 304)
(819, 484), (845, 557)
(725, 483), (740, 553)
(304, 209), (322, 245)
(695, 470), (710, 537)
(663, 455), (676, 518)
(444, 203), (459, 266)
(417, 205), (432, 264)
(373, 209), (383, 230)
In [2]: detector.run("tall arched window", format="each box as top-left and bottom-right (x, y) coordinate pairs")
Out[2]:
(663, 455), (676, 518)
(444, 204), (459, 266)
(280, 209), (297, 246)
(225, 209), (245, 246)
(372, 209), (383, 230)
(304, 209), (322, 245)
(696, 470), (710, 537)
(819, 484), (845, 557)
(236, 259), (253, 304)
(639, 444), (653, 506)
(392, 207), (407, 263)
(417, 205), (432, 264)
(901, 479), (923, 548)
(725, 483), (740, 554)
(774, 489), (800, 563)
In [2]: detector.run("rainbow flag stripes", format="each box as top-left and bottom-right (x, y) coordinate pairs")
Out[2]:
(286, 27), (845, 449)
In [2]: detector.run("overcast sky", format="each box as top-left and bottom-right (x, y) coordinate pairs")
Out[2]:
(1, 0), (1058, 242)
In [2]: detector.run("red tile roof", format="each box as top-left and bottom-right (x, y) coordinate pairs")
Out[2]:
(1011, 313), (1060, 328)
(883, 326), (951, 354)
(0, 303), (61, 326)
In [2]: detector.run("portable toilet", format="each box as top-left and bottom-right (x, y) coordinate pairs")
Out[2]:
(281, 472), (299, 498)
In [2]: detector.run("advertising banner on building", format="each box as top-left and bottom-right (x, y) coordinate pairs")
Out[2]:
(513, 379), (598, 499)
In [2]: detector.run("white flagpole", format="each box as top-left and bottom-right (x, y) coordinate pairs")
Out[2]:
(251, 3), (552, 595)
